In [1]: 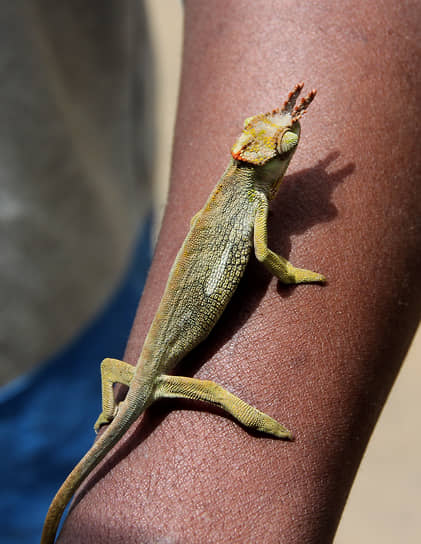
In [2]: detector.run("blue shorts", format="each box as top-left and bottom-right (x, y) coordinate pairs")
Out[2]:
(0, 219), (151, 544)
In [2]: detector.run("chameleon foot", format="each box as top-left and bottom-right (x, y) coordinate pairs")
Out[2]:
(94, 411), (113, 433)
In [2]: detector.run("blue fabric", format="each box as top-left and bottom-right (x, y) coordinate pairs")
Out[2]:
(0, 218), (152, 544)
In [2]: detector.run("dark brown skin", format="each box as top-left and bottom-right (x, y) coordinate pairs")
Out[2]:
(58, 1), (420, 542)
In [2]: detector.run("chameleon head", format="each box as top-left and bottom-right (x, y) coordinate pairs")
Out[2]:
(231, 83), (316, 197)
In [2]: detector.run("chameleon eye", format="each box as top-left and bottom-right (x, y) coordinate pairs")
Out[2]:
(277, 130), (299, 154)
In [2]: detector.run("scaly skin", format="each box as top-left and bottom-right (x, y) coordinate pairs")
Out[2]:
(41, 83), (325, 544)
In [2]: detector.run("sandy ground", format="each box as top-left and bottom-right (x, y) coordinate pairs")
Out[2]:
(146, 1), (420, 542)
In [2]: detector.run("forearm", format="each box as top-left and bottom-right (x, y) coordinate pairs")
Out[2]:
(59, 1), (420, 542)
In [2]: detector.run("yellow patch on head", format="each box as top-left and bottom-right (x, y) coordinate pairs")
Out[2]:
(231, 111), (295, 165)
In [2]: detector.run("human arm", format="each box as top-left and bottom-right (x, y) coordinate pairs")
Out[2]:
(58, 1), (421, 542)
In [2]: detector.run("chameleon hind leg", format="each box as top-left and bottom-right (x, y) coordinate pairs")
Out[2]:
(254, 196), (326, 284)
(153, 375), (292, 439)
(94, 358), (135, 432)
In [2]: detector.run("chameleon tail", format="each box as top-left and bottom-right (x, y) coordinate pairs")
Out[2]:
(40, 418), (127, 543)
(40, 381), (152, 544)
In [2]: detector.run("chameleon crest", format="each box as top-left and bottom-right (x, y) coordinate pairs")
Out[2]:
(231, 83), (316, 166)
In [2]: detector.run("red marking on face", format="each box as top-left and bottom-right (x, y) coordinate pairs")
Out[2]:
(231, 149), (243, 160)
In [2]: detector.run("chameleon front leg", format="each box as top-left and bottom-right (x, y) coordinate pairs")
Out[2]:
(254, 195), (326, 284)
(153, 374), (292, 439)
(94, 358), (135, 432)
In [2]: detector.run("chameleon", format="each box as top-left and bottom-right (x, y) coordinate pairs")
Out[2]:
(41, 83), (325, 543)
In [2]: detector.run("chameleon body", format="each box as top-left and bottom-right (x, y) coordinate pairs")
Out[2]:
(41, 83), (324, 543)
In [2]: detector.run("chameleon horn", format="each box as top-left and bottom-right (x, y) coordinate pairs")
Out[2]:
(292, 89), (317, 121)
(281, 82), (304, 113)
